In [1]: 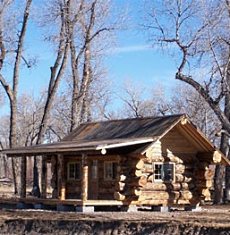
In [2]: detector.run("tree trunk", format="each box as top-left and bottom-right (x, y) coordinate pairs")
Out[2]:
(214, 133), (229, 204)
(214, 66), (230, 203)
(31, 6), (70, 196)
(8, 0), (32, 195)
(70, 31), (80, 132)
(224, 71), (230, 201)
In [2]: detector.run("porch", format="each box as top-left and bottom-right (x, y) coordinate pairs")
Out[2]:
(0, 197), (136, 212)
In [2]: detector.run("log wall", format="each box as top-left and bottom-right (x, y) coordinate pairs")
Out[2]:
(113, 128), (214, 206)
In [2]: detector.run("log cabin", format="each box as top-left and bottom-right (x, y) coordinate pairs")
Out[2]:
(3, 114), (230, 212)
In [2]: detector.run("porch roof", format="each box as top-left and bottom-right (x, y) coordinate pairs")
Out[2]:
(3, 137), (155, 156)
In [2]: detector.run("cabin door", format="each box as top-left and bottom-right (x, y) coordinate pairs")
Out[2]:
(88, 160), (98, 199)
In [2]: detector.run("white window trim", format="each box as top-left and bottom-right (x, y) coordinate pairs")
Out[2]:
(153, 162), (175, 183)
(67, 161), (81, 181)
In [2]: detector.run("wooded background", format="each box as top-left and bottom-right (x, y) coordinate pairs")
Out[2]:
(0, 0), (229, 204)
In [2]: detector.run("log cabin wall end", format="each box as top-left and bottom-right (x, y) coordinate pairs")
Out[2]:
(115, 127), (214, 207)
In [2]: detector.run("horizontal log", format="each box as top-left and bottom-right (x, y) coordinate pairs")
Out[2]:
(133, 188), (142, 196)
(167, 155), (183, 164)
(114, 188), (142, 200)
(125, 175), (147, 187)
(120, 175), (147, 185)
(114, 192), (125, 201)
(139, 191), (180, 200)
(135, 169), (142, 177)
(142, 182), (195, 191)
(139, 175), (148, 187)
(123, 188), (142, 196)
(175, 164), (193, 174)
(115, 182), (125, 191)
(115, 181), (143, 192)
(134, 159), (144, 170)
(143, 168), (153, 174)
(140, 190), (194, 201)
(145, 141), (162, 158)
(151, 156), (164, 162)
(147, 175), (153, 183)
(175, 174), (193, 183)
(170, 182), (195, 191)
(124, 175), (148, 188)
(143, 158), (155, 164)
(143, 183), (168, 191)
(201, 188), (211, 201)
(136, 199), (191, 206)
(180, 190), (193, 200)
(119, 175), (126, 182)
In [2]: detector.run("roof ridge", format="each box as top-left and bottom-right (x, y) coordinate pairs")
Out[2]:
(78, 114), (185, 126)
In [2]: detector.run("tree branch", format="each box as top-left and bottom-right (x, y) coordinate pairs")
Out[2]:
(0, 74), (13, 101)
(12, 0), (32, 93)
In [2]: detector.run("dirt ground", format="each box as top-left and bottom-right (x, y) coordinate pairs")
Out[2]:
(1, 185), (230, 234)
(0, 205), (230, 234)
(0, 205), (230, 227)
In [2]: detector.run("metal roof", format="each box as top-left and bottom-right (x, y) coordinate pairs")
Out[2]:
(63, 114), (183, 141)
(3, 114), (184, 156)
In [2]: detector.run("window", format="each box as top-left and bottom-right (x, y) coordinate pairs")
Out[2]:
(104, 161), (118, 180)
(68, 162), (81, 180)
(153, 163), (174, 182)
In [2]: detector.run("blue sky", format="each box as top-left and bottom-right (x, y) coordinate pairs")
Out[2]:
(24, 0), (179, 91)
(105, 1), (180, 99)
(1, 0), (181, 114)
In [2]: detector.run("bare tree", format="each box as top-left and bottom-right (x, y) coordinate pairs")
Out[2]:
(0, 0), (33, 194)
(117, 81), (166, 118)
(30, 0), (78, 197)
(17, 93), (45, 147)
(143, 0), (230, 203)
(68, 0), (119, 130)
(167, 84), (221, 141)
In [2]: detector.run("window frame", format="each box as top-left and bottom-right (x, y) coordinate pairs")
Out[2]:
(67, 161), (81, 181)
(153, 162), (175, 183)
(104, 161), (118, 181)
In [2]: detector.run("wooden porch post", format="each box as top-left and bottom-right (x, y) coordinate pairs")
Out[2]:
(41, 156), (47, 198)
(81, 154), (88, 202)
(51, 155), (58, 199)
(20, 156), (27, 198)
(57, 154), (66, 200)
